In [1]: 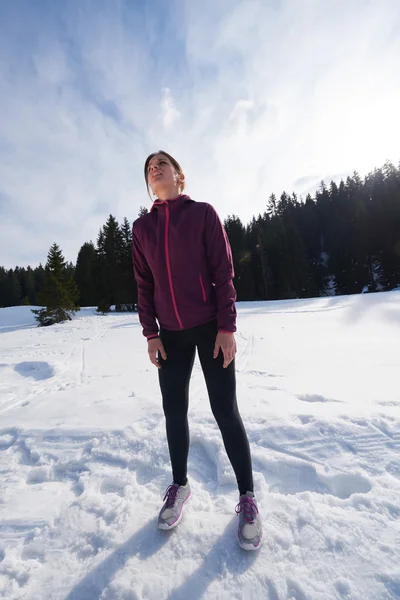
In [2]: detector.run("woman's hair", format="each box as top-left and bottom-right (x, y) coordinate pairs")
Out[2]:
(144, 150), (185, 197)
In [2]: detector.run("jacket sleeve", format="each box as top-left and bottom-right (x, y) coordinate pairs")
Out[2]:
(131, 225), (159, 339)
(203, 204), (237, 333)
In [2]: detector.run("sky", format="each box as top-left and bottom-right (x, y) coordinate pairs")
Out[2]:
(1, 0), (400, 269)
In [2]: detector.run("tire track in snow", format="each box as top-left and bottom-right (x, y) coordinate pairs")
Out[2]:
(80, 345), (86, 384)
(285, 418), (400, 465)
(235, 330), (254, 374)
(247, 414), (400, 505)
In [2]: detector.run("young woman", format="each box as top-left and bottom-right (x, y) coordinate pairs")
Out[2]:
(132, 151), (262, 550)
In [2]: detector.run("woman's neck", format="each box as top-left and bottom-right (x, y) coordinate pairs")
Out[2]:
(156, 185), (181, 201)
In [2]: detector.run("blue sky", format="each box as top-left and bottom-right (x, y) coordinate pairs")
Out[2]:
(1, 0), (400, 268)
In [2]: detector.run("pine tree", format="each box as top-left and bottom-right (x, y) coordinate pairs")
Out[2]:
(96, 299), (110, 315)
(117, 217), (137, 310)
(372, 162), (400, 289)
(32, 243), (80, 326)
(299, 195), (327, 295)
(1, 269), (22, 307)
(33, 264), (46, 305)
(94, 228), (106, 310)
(258, 193), (315, 299)
(246, 217), (268, 300)
(0, 267), (9, 307)
(224, 215), (255, 301)
(75, 242), (97, 306)
(95, 215), (123, 311)
(18, 266), (36, 305)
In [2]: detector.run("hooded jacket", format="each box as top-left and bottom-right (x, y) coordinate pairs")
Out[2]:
(131, 195), (237, 339)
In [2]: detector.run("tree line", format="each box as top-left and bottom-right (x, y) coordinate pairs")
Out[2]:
(1, 161), (399, 316)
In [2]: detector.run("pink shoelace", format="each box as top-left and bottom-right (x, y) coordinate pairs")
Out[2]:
(163, 484), (179, 508)
(235, 495), (258, 523)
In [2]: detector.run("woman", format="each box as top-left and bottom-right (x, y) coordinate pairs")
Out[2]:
(132, 151), (262, 550)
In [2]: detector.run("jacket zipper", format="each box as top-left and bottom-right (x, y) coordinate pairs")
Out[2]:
(199, 274), (207, 302)
(165, 203), (184, 329)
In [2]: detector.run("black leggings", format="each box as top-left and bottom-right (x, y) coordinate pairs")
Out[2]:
(158, 320), (253, 496)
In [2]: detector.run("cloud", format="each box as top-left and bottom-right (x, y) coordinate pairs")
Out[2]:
(179, 0), (400, 215)
(1, 0), (400, 268)
(293, 176), (321, 188)
(161, 88), (181, 129)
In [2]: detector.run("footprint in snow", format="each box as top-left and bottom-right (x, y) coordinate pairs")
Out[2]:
(21, 543), (45, 563)
(100, 476), (127, 496)
(297, 394), (343, 404)
(26, 467), (50, 484)
(386, 461), (400, 480)
(298, 415), (314, 425)
(377, 400), (400, 407)
(0, 432), (18, 450)
(245, 369), (281, 377)
(255, 457), (372, 499)
(188, 440), (219, 485)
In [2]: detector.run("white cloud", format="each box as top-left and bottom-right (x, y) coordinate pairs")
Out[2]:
(1, 0), (400, 268)
(161, 88), (181, 129)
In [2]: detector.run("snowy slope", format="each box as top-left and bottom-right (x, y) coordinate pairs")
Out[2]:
(0, 294), (399, 600)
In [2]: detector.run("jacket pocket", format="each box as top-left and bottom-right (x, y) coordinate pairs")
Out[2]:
(199, 274), (207, 302)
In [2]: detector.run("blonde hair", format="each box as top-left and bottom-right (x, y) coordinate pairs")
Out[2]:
(144, 151), (185, 197)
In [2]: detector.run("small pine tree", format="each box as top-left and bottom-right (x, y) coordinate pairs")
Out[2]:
(32, 243), (80, 326)
(96, 299), (110, 315)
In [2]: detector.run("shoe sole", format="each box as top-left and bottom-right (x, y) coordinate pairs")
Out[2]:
(238, 535), (263, 551)
(157, 492), (191, 530)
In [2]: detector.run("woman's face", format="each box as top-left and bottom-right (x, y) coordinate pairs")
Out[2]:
(147, 154), (182, 196)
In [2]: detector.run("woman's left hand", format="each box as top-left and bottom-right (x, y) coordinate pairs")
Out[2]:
(213, 332), (237, 368)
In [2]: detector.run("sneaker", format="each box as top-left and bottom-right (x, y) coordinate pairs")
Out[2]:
(236, 491), (262, 550)
(157, 482), (191, 530)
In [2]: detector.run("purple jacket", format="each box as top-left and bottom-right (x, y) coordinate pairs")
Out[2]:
(132, 195), (237, 339)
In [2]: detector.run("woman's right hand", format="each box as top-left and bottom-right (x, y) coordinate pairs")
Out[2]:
(148, 337), (167, 368)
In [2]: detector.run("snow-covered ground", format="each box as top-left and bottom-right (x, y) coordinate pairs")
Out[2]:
(0, 293), (399, 600)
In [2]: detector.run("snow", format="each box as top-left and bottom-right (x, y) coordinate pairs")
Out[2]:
(0, 294), (399, 600)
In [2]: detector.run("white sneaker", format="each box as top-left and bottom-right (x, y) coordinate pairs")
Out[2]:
(158, 482), (191, 530)
(236, 491), (263, 550)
